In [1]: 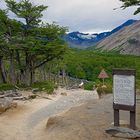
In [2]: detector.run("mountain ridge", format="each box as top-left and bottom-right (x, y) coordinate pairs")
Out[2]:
(64, 19), (137, 49)
(95, 20), (140, 56)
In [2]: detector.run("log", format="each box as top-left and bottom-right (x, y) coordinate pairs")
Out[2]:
(36, 95), (52, 100)
(12, 96), (27, 100)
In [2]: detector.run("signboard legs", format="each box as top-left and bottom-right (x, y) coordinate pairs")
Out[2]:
(114, 109), (136, 129)
(130, 111), (136, 130)
(114, 109), (119, 126)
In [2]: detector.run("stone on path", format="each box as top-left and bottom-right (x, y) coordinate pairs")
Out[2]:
(60, 92), (67, 96)
(106, 127), (140, 139)
(0, 97), (14, 113)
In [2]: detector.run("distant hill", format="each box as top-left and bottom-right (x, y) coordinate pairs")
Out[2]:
(64, 19), (137, 49)
(95, 20), (140, 56)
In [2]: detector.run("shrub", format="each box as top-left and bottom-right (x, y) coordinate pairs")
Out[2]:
(31, 81), (56, 94)
(136, 80), (140, 89)
(0, 83), (15, 91)
(84, 82), (95, 90)
(128, 38), (140, 45)
(97, 84), (112, 96)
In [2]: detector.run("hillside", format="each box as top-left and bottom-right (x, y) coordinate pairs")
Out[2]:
(64, 20), (137, 49)
(95, 20), (140, 56)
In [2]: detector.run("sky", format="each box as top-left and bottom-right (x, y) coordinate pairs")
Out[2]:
(1, 0), (140, 33)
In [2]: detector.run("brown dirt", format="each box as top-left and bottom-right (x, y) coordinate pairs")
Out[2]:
(45, 95), (140, 140)
(0, 89), (139, 140)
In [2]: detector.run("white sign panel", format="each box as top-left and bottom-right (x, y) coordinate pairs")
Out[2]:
(113, 75), (135, 106)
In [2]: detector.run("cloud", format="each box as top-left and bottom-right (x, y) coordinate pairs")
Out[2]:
(1, 0), (140, 33)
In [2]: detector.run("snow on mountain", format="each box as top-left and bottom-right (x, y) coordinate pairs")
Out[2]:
(64, 19), (137, 49)
(77, 34), (97, 40)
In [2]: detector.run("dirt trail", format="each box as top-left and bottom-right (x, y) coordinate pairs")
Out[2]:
(0, 88), (99, 140)
(1, 88), (139, 140)
(45, 95), (140, 140)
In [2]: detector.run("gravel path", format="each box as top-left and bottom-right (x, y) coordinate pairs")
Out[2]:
(45, 95), (140, 140)
(28, 89), (99, 128)
(1, 89), (139, 140)
(0, 88), (99, 140)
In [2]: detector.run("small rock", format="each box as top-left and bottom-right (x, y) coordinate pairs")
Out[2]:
(46, 116), (61, 128)
(0, 91), (4, 95)
(11, 102), (18, 108)
(106, 127), (140, 139)
(28, 94), (37, 99)
(42, 88), (46, 91)
(61, 92), (67, 96)
(32, 88), (40, 93)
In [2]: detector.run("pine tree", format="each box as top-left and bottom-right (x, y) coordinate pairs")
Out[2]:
(4, 0), (68, 85)
(120, 0), (140, 14)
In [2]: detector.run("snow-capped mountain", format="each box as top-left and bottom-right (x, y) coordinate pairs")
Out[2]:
(64, 19), (137, 49)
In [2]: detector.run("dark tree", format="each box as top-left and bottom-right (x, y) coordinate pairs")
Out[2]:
(120, 0), (140, 14)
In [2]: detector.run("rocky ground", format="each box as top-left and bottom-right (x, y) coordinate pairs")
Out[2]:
(0, 88), (140, 140)
(45, 94), (140, 140)
(0, 88), (99, 140)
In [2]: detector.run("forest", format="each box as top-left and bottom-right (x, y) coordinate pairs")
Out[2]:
(55, 49), (140, 89)
(0, 0), (68, 87)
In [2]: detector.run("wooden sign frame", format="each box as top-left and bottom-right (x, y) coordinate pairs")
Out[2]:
(113, 69), (136, 129)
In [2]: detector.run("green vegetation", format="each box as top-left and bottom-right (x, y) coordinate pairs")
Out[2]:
(128, 38), (140, 45)
(84, 82), (95, 90)
(31, 81), (56, 94)
(60, 49), (140, 89)
(0, 0), (68, 87)
(0, 84), (15, 91)
(120, 0), (140, 15)
(97, 84), (113, 95)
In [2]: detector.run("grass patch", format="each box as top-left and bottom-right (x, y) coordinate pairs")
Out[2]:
(0, 83), (15, 91)
(84, 82), (95, 90)
(31, 81), (56, 94)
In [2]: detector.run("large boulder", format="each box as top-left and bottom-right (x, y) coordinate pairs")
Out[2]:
(0, 97), (15, 113)
(106, 127), (140, 139)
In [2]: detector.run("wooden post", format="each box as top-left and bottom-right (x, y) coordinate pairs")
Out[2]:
(103, 78), (104, 85)
(130, 111), (136, 130)
(114, 109), (119, 126)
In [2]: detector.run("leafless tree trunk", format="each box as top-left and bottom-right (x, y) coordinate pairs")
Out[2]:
(9, 50), (16, 84)
(0, 56), (7, 83)
(39, 64), (46, 81)
(29, 58), (35, 85)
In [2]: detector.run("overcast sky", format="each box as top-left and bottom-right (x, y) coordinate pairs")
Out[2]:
(1, 0), (140, 33)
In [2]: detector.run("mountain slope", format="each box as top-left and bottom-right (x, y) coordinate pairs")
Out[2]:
(95, 20), (140, 56)
(64, 19), (137, 49)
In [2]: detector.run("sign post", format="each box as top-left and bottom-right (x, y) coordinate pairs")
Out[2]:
(113, 69), (136, 130)
(98, 69), (109, 85)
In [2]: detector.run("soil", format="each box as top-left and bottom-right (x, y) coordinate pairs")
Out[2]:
(45, 95), (140, 140)
(0, 88), (140, 140)
(0, 88), (99, 140)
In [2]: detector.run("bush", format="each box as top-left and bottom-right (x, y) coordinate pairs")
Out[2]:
(0, 83), (15, 91)
(97, 84), (112, 96)
(136, 80), (140, 89)
(84, 82), (95, 90)
(31, 81), (56, 94)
